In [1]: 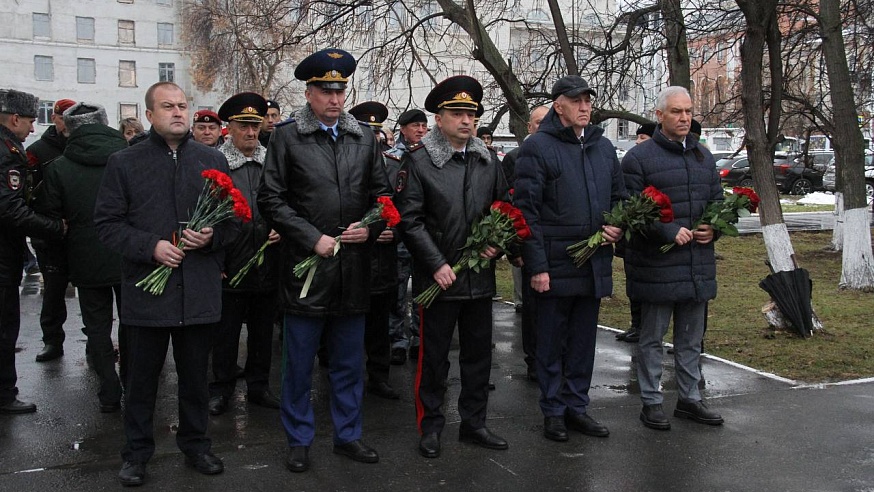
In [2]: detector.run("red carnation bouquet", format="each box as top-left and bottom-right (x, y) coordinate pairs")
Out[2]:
(660, 186), (760, 252)
(567, 186), (673, 267)
(136, 169), (252, 295)
(414, 200), (531, 308)
(293, 196), (401, 298)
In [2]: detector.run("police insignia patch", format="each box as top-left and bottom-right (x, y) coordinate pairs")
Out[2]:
(395, 169), (407, 193)
(7, 169), (21, 191)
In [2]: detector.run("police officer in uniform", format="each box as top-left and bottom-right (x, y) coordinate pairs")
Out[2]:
(257, 48), (392, 473)
(348, 101), (401, 400)
(0, 89), (66, 414)
(208, 92), (282, 415)
(385, 109), (428, 365)
(395, 76), (510, 458)
(191, 110), (223, 148)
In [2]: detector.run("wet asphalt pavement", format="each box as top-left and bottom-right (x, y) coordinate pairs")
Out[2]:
(2, 274), (874, 491)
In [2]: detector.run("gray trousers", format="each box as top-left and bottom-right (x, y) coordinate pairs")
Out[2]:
(637, 301), (706, 405)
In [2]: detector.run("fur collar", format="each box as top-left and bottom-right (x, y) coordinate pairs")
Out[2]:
(219, 138), (266, 170)
(293, 104), (364, 138)
(421, 127), (491, 169)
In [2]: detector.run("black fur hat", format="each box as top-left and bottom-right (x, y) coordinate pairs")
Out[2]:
(0, 89), (39, 118)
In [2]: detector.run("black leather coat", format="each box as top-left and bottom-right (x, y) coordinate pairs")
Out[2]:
(257, 105), (392, 316)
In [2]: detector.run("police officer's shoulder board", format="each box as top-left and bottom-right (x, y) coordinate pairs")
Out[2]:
(407, 142), (424, 153)
(383, 149), (402, 161)
(273, 117), (296, 129)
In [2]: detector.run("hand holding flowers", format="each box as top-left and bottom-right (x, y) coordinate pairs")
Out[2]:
(660, 186), (759, 252)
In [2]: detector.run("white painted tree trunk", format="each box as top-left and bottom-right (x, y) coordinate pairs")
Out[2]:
(839, 207), (874, 291)
(830, 192), (844, 251)
(762, 223), (796, 272)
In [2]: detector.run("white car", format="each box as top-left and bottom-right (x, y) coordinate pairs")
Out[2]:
(823, 152), (874, 202)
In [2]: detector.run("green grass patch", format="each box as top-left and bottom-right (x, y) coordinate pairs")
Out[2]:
(496, 229), (874, 383)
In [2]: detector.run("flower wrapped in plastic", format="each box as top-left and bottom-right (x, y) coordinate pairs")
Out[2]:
(566, 186), (673, 267)
(414, 200), (531, 308)
(660, 186), (759, 252)
(293, 196), (401, 298)
(136, 169), (251, 295)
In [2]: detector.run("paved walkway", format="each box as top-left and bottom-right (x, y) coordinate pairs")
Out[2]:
(2, 280), (873, 491)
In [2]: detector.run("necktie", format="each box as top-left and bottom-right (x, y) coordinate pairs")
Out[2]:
(326, 127), (336, 141)
(452, 151), (465, 161)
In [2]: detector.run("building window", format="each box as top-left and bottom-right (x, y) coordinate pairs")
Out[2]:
(76, 17), (95, 43)
(34, 55), (54, 81)
(77, 58), (96, 84)
(617, 120), (629, 139)
(118, 20), (135, 45)
(33, 13), (51, 38)
(159, 62), (175, 82)
(156, 0), (172, 5)
(118, 0), (133, 3)
(119, 60), (137, 87)
(38, 101), (54, 125)
(157, 23), (174, 47)
(119, 103), (138, 120)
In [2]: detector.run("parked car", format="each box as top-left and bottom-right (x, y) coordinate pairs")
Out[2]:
(717, 155), (753, 188)
(773, 157), (824, 195)
(823, 154), (874, 202)
(795, 151), (834, 172)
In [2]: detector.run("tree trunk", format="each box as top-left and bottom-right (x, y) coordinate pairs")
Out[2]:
(737, 0), (796, 272)
(547, 0), (578, 76)
(819, 0), (874, 290)
(659, 0), (690, 90)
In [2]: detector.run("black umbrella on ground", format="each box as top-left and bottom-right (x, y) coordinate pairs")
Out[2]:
(759, 268), (814, 338)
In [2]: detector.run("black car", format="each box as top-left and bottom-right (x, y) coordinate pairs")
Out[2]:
(717, 155), (753, 188)
(773, 156), (824, 195)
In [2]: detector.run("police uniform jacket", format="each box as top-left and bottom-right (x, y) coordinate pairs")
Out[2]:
(0, 125), (64, 286)
(37, 123), (128, 288)
(368, 150), (403, 295)
(257, 104), (392, 316)
(396, 128), (509, 301)
(94, 130), (239, 327)
(514, 108), (626, 299)
(621, 127), (723, 304)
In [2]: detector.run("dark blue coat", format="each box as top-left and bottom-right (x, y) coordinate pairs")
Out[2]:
(621, 127), (723, 303)
(94, 131), (239, 327)
(514, 108), (626, 298)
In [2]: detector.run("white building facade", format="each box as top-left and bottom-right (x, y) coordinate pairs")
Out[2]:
(0, 0), (222, 146)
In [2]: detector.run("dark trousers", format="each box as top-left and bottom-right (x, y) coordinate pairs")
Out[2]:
(39, 270), (69, 346)
(535, 296), (600, 417)
(520, 270), (537, 369)
(78, 285), (122, 406)
(389, 253), (419, 349)
(280, 313), (365, 447)
(210, 289), (277, 398)
(364, 291), (393, 384)
(415, 298), (492, 435)
(630, 300), (642, 328)
(122, 324), (214, 463)
(0, 286), (21, 404)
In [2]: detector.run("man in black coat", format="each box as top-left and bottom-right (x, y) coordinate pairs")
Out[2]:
(208, 92), (281, 416)
(514, 76), (625, 443)
(257, 48), (391, 473)
(26, 97), (76, 363)
(95, 82), (239, 486)
(37, 102), (128, 414)
(396, 76), (510, 459)
(0, 89), (66, 414)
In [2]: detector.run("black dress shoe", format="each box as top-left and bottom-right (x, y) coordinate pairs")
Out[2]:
(390, 347), (407, 365)
(0, 398), (37, 414)
(674, 400), (724, 425)
(333, 439), (379, 463)
(543, 417), (568, 442)
(418, 432), (441, 458)
(100, 401), (122, 413)
(118, 461), (146, 487)
(208, 395), (228, 416)
(184, 452), (224, 475)
(286, 446), (310, 473)
(35, 344), (63, 362)
(623, 328), (640, 343)
(458, 426), (508, 450)
(248, 389), (281, 409)
(640, 404), (671, 430)
(367, 380), (400, 400)
(565, 412), (609, 437)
